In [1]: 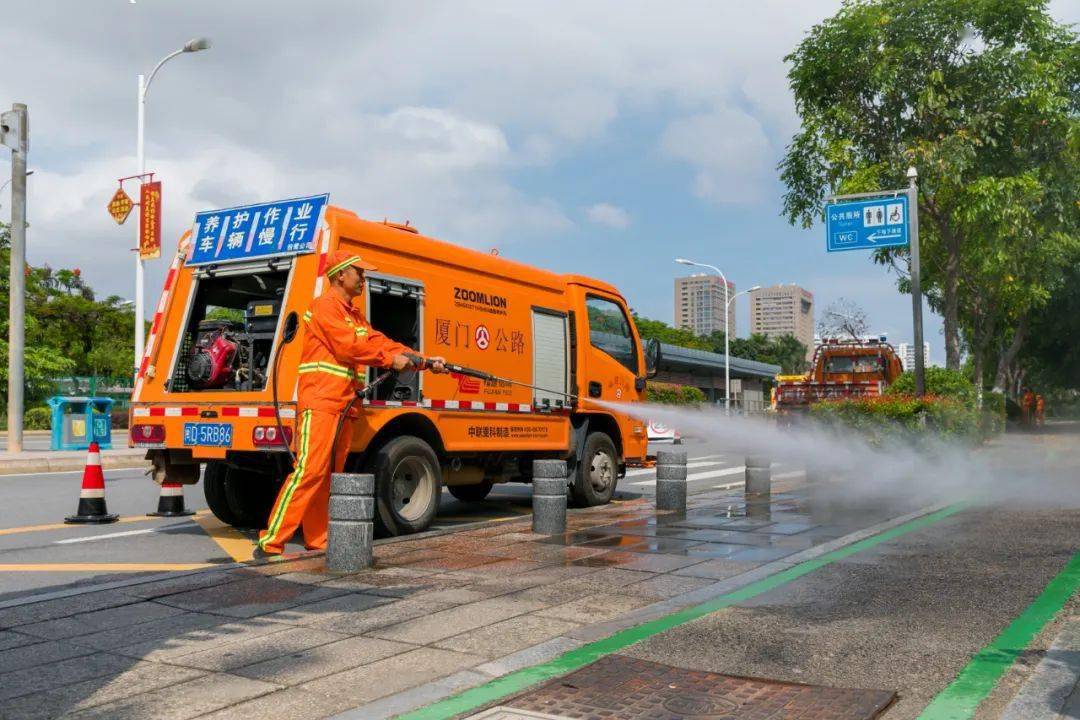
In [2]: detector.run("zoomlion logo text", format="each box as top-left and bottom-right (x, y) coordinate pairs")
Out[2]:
(454, 287), (507, 309)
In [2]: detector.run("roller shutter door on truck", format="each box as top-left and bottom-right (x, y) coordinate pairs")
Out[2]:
(532, 310), (569, 408)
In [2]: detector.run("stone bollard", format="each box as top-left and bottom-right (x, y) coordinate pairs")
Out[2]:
(656, 448), (688, 512)
(532, 460), (568, 535)
(327, 473), (375, 573)
(745, 454), (771, 498)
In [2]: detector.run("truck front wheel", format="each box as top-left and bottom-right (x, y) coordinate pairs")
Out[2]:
(368, 436), (442, 537)
(570, 432), (618, 507)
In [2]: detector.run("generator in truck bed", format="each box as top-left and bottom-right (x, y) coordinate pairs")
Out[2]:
(130, 195), (661, 536)
(774, 338), (904, 413)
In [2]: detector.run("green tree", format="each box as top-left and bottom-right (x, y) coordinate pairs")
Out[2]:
(780, 0), (1080, 374)
(631, 315), (711, 351)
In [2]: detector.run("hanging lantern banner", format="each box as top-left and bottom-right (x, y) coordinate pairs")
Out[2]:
(140, 181), (162, 259)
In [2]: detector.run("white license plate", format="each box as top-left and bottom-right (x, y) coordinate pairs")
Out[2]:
(182, 423), (233, 447)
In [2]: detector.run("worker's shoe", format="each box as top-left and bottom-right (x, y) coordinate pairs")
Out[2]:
(251, 546), (280, 562)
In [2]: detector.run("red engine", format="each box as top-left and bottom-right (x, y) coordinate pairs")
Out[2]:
(187, 321), (240, 389)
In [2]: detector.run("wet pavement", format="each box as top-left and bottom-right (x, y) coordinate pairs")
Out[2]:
(0, 471), (913, 720)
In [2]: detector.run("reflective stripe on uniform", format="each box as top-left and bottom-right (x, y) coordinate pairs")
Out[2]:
(258, 409), (313, 550)
(302, 311), (312, 323)
(297, 361), (357, 380)
(355, 327), (368, 337)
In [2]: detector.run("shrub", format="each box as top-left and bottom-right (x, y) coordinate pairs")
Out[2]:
(809, 394), (984, 446)
(24, 407), (51, 430)
(110, 410), (129, 429)
(647, 382), (706, 405)
(887, 367), (975, 402)
(980, 392), (1006, 437)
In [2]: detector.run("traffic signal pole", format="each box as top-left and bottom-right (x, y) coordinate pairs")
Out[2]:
(2, 103), (29, 452)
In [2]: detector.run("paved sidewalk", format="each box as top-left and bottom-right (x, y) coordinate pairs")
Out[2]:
(0, 478), (923, 720)
(1001, 616), (1080, 719)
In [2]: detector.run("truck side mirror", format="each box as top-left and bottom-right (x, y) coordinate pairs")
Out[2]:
(645, 338), (662, 378)
(281, 311), (299, 344)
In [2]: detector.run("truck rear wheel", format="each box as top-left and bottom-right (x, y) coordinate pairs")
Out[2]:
(203, 461), (279, 530)
(368, 436), (442, 537)
(203, 462), (241, 526)
(447, 481), (493, 502)
(569, 432), (618, 507)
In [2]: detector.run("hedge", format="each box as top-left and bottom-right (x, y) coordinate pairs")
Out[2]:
(887, 367), (975, 402)
(647, 382), (706, 405)
(809, 394), (986, 446)
(24, 407), (51, 430)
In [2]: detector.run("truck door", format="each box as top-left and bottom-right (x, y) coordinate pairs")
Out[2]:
(579, 294), (643, 403)
(531, 309), (570, 408)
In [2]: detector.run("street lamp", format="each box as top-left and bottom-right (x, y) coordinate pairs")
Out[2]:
(0, 169), (33, 211)
(134, 37), (211, 374)
(675, 257), (749, 413)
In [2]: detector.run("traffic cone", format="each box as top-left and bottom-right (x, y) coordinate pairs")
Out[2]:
(65, 443), (119, 524)
(147, 481), (195, 517)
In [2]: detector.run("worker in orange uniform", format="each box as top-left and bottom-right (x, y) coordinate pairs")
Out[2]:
(1020, 388), (1036, 430)
(256, 250), (446, 558)
(1035, 393), (1046, 429)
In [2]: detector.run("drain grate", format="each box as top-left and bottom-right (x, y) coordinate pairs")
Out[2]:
(492, 655), (895, 720)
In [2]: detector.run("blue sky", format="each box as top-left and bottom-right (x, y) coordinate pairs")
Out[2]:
(4, 1), (1077, 366)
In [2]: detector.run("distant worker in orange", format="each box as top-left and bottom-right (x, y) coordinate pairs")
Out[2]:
(1035, 393), (1046, 428)
(256, 250), (447, 558)
(1020, 387), (1036, 430)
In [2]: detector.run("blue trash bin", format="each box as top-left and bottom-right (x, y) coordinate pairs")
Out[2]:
(48, 396), (114, 451)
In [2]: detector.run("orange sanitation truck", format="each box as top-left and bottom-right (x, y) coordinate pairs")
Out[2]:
(774, 338), (904, 414)
(130, 195), (659, 535)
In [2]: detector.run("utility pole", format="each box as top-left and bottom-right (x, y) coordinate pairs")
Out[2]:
(907, 166), (925, 397)
(2, 104), (29, 452)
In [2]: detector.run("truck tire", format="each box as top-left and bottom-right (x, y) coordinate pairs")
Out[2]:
(447, 481), (493, 503)
(203, 462), (242, 526)
(569, 432), (618, 507)
(368, 436), (442, 537)
(224, 471), (279, 530)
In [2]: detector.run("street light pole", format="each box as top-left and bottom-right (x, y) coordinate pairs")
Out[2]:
(2, 104), (29, 452)
(133, 38), (211, 375)
(675, 258), (735, 413)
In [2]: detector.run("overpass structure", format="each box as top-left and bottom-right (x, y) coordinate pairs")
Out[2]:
(654, 343), (780, 412)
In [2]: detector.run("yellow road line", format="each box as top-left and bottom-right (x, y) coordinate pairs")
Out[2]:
(0, 510), (211, 537)
(0, 563), (217, 572)
(192, 513), (255, 563)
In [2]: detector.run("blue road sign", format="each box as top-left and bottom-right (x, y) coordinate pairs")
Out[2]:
(825, 194), (909, 252)
(187, 194), (329, 266)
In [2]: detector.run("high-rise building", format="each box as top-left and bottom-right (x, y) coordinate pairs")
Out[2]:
(749, 284), (814, 357)
(897, 342), (931, 371)
(675, 274), (735, 337)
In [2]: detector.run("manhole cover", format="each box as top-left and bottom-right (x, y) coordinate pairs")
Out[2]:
(498, 656), (895, 719)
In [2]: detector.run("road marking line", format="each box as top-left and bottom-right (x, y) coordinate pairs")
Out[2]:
(191, 513), (255, 563)
(917, 549), (1080, 719)
(396, 504), (965, 720)
(631, 466), (746, 487)
(0, 563), (216, 572)
(0, 511), (209, 537)
(712, 481), (744, 490)
(625, 459), (721, 478)
(55, 528), (162, 544)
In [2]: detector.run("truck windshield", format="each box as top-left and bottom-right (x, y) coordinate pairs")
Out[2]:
(586, 296), (638, 373)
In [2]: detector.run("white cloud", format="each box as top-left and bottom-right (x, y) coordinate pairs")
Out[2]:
(660, 108), (774, 205)
(586, 203), (630, 229)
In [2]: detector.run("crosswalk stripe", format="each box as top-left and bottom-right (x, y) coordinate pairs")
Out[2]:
(630, 465), (746, 487)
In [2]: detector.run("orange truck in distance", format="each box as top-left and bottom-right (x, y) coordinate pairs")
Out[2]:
(773, 338), (904, 414)
(130, 196), (660, 535)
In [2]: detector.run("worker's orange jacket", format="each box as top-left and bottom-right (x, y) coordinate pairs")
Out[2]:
(297, 290), (414, 414)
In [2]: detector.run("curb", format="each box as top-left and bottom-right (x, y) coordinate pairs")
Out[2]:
(1000, 617), (1080, 720)
(330, 499), (955, 720)
(0, 453), (149, 476)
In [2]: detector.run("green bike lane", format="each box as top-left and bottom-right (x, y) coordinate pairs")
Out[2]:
(400, 503), (1080, 720)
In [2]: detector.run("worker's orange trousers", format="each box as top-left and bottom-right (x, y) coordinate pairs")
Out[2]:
(257, 409), (353, 554)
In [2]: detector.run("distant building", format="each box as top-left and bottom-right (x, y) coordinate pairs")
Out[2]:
(749, 284), (814, 358)
(675, 274), (735, 337)
(897, 342), (931, 372)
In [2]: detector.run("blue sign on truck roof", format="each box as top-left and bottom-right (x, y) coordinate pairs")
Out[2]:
(187, 194), (329, 266)
(825, 194), (909, 253)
